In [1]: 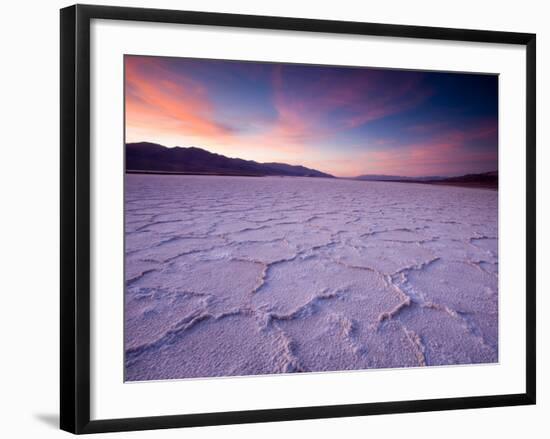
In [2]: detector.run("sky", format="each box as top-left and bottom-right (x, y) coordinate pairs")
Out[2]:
(125, 55), (498, 178)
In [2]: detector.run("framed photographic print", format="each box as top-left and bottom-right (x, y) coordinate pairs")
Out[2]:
(60, 4), (536, 434)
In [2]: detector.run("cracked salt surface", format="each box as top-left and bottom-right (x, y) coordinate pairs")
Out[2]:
(125, 174), (498, 381)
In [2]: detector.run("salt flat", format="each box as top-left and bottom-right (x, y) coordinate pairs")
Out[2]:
(125, 174), (498, 381)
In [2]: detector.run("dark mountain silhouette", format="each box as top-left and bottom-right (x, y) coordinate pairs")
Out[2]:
(355, 174), (445, 182)
(126, 142), (334, 178)
(435, 171), (497, 182)
(354, 171), (498, 188)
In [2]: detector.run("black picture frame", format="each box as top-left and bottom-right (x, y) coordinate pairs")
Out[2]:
(60, 4), (536, 434)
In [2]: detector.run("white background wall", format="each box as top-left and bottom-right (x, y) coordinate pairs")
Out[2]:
(0, 0), (546, 437)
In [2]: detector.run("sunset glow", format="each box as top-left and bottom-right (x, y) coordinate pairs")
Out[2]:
(125, 55), (498, 177)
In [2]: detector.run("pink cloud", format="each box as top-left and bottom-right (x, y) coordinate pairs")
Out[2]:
(125, 57), (233, 142)
(357, 119), (498, 177)
(265, 67), (433, 146)
(267, 66), (327, 144)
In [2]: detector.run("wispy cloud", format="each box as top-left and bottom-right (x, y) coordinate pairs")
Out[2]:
(267, 66), (432, 140)
(125, 57), (234, 142)
(338, 74), (432, 128)
(356, 118), (498, 177)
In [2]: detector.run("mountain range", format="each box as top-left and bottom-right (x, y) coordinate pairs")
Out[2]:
(126, 142), (497, 188)
(126, 142), (334, 178)
(355, 174), (446, 182)
(355, 171), (498, 188)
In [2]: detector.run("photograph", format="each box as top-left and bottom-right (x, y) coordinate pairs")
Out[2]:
(123, 54), (499, 382)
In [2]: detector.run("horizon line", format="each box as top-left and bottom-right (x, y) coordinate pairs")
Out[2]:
(126, 140), (498, 179)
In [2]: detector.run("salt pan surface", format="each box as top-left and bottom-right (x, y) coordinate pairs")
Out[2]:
(125, 175), (498, 381)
